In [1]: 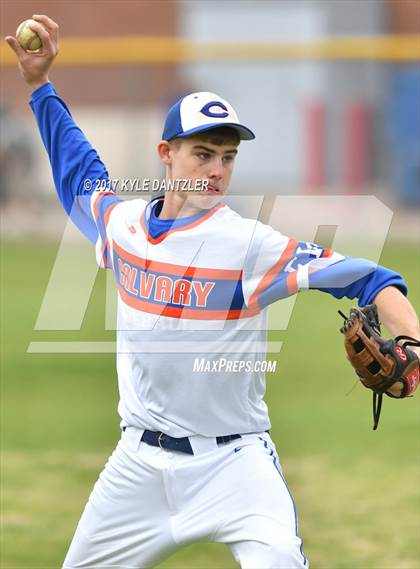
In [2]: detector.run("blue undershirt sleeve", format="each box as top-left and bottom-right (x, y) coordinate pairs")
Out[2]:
(309, 257), (407, 306)
(29, 82), (114, 243)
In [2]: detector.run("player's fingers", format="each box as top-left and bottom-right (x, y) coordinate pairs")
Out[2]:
(27, 21), (56, 54)
(4, 36), (27, 58)
(32, 14), (59, 43)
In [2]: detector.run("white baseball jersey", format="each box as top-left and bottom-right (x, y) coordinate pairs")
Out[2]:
(91, 192), (343, 437)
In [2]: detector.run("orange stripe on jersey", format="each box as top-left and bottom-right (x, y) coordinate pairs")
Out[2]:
(104, 202), (118, 228)
(140, 202), (225, 244)
(113, 241), (243, 281)
(118, 287), (259, 320)
(248, 238), (298, 308)
(92, 190), (116, 221)
(286, 271), (298, 295)
(101, 202), (119, 269)
(100, 242), (107, 268)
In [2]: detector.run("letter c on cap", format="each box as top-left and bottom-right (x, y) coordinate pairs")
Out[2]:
(200, 101), (229, 118)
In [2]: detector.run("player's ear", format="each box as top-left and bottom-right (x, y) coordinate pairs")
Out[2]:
(157, 140), (172, 165)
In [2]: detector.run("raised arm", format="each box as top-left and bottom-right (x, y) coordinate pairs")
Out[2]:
(5, 15), (118, 244)
(5, 14), (56, 91)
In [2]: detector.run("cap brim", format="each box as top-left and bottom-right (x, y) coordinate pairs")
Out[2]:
(174, 122), (255, 141)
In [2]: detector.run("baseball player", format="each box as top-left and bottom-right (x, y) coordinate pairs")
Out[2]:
(6, 16), (420, 569)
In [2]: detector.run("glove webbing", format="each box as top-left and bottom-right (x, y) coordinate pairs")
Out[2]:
(339, 306), (384, 430)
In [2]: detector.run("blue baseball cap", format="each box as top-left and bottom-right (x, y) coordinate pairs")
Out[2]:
(162, 92), (255, 141)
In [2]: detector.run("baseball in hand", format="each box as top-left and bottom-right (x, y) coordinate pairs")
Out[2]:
(16, 19), (43, 51)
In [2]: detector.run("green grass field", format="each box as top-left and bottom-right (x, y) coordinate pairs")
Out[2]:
(1, 238), (419, 569)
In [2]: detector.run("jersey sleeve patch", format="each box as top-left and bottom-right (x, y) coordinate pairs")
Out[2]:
(246, 238), (338, 309)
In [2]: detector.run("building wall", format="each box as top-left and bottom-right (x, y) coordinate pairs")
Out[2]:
(179, 0), (328, 193)
(388, 0), (420, 33)
(319, 0), (389, 187)
(1, 0), (181, 109)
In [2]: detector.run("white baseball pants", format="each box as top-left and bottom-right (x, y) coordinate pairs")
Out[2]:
(63, 428), (308, 569)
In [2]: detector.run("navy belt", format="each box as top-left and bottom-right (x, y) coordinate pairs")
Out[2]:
(139, 429), (241, 455)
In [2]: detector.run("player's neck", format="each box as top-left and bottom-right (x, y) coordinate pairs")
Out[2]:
(159, 192), (202, 220)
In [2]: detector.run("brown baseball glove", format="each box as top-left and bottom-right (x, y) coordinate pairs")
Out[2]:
(339, 304), (420, 429)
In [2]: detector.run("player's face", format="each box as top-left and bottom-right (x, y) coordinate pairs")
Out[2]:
(161, 137), (239, 211)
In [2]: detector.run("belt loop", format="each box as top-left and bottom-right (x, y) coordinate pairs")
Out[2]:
(121, 426), (145, 452)
(158, 432), (164, 449)
(188, 435), (219, 455)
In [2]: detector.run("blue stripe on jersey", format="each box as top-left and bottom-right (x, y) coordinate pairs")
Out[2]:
(114, 250), (245, 311)
(309, 258), (407, 306)
(229, 279), (246, 311)
(30, 82), (113, 244)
